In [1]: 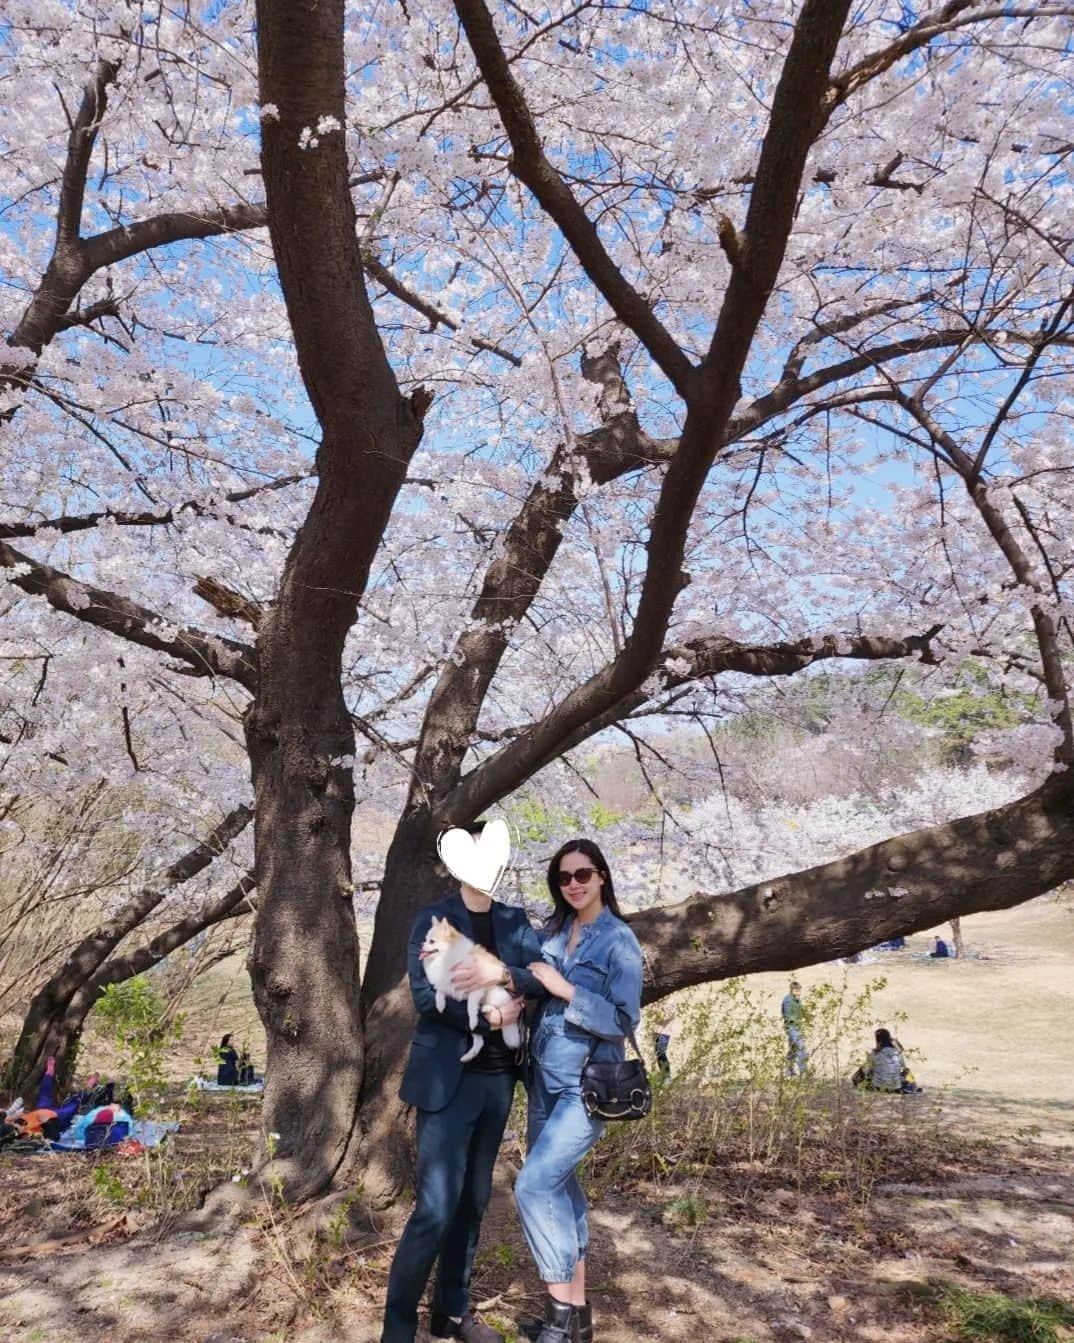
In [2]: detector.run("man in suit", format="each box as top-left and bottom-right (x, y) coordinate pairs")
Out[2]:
(382, 864), (545, 1343)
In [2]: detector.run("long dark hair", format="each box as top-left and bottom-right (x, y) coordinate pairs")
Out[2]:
(875, 1028), (894, 1050)
(546, 838), (624, 934)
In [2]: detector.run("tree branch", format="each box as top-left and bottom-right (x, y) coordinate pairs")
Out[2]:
(56, 57), (119, 246)
(53, 296), (122, 335)
(360, 249), (522, 367)
(632, 772), (1074, 999)
(442, 626), (942, 823)
(408, 345), (671, 804)
(451, 0), (697, 397)
(830, 2), (1074, 109)
(33, 804), (253, 1014)
(0, 473), (309, 541)
(86, 871), (257, 996)
(502, 0), (853, 815)
(193, 576), (264, 630)
(0, 541), (258, 691)
(82, 201), (269, 271)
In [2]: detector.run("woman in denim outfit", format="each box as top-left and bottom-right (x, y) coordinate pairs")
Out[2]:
(517, 839), (643, 1343)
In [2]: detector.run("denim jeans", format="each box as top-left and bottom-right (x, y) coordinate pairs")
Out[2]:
(515, 1016), (605, 1283)
(382, 1070), (515, 1343)
(785, 1026), (808, 1077)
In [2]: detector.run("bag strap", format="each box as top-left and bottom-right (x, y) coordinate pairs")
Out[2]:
(585, 1019), (645, 1067)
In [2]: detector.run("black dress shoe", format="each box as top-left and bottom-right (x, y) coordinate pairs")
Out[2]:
(429, 1310), (505, 1343)
(533, 1298), (577, 1343)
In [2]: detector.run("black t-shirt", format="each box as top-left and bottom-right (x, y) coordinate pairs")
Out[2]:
(464, 908), (516, 1074)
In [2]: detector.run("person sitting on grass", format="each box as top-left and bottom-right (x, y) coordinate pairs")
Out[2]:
(929, 935), (951, 959)
(653, 1005), (676, 1079)
(216, 1034), (240, 1086)
(852, 1028), (921, 1094)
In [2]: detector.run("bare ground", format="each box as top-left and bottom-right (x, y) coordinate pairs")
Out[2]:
(1, 1100), (1071, 1343)
(2, 898), (1072, 1342)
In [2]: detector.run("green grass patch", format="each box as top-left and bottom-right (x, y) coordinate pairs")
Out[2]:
(919, 1281), (1074, 1343)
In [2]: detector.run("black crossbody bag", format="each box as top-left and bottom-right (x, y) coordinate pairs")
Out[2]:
(580, 1025), (652, 1122)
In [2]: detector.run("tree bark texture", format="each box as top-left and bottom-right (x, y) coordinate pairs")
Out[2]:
(630, 773), (1074, 998)
(248, 0), (426, 1199)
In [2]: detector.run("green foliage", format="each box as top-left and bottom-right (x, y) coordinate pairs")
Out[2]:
(895, 662), (1028, 760)
(91, 1163), (129, 1206)
(665, 1191), (709, 1227)
(92, 974), (183, 1117)
(589, 800), (621, 830)
(477, 1240), (519, 1271)
(922, 1282), (1074, 1342)
(507, 794), (580, 845)
(324, 1191), (359, 1248)
(484, 1315), (518, 1343)
(587, 973), (927, 1204)
(673, 972), (892, 1090)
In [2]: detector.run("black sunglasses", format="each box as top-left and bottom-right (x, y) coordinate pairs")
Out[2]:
(556, 866), (600, 887)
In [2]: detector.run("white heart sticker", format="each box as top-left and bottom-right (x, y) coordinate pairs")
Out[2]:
(437, 818), (511, 895)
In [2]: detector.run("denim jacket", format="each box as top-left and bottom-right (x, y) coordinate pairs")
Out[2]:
(530, 907), (644, 1090)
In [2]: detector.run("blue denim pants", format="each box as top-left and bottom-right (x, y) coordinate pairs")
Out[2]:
(785, 1026), (808, 1077)
(515, 1026), (605, 1283)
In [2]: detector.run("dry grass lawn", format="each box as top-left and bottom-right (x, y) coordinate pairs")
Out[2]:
(736, 897), (1074, 1138)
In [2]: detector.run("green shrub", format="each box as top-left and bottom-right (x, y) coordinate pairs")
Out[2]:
(92, 974), (183, 1117)
(936, 1283), (1074, 1343)
(586, 972), (932, 1202)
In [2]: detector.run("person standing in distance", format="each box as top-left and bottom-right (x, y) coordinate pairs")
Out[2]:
(381, 823), (546, 1343)
(781, 980), (808, 1078)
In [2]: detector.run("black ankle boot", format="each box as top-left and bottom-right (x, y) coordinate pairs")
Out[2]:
(520, 1299), (590, 1343)
(533, 1297), (577, 1343)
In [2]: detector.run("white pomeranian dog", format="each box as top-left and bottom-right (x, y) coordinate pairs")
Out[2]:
(420, 915), (521, 1063)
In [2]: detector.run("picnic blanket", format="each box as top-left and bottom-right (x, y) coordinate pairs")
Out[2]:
(190, 1075), (264, 1094)
(51, 1117), (180, 1152)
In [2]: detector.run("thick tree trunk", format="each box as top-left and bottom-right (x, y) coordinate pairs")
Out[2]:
(345, 811), (458, 1204)
(361, 810), (453, 1010)
(245, 675), (365, 1200)
(2, 1001), (85, 1104)
(346, 981), (421, 1207)
(248, 0), (426, 1199)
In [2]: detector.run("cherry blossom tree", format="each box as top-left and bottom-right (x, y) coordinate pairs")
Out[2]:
(1, 0), (1073, 1198)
